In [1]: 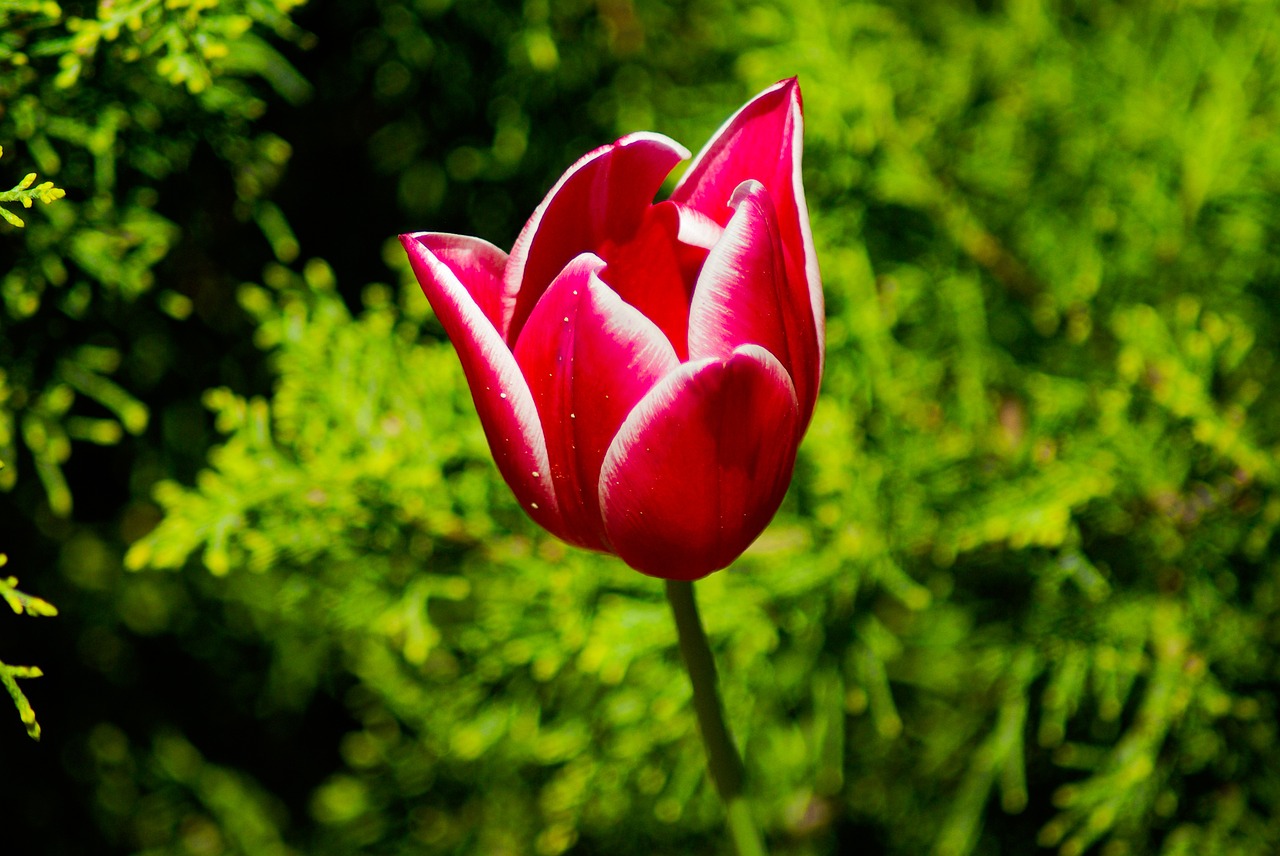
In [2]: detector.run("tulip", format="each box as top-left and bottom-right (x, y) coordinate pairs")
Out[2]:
(401, 78), (823, 580)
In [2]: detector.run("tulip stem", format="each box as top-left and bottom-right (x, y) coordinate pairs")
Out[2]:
(665, 579), (767, 856)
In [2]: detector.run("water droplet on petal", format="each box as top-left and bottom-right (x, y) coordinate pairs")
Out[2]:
(532, 471), (540, 478)
(499, 392), (507, 399)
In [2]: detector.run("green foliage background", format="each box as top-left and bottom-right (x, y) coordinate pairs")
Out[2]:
(2, 0), (1279, 854)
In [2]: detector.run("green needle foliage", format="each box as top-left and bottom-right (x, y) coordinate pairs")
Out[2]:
(127, 0), (1280, 844)
(4, 0), (1280, 854)
(0, 0), (307, 513)
(0, 554), (57, 741)
(0, 145), (65, 228)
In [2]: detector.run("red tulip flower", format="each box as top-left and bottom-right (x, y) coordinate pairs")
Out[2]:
(401, 78), (824, 580)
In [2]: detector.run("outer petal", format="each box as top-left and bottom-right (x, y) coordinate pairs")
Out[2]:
(504, 132), (690, 344)
(410, 232), (511, 334)
(671, 78), (825, 379)
(688, 180), (820, 425)
(598, 344), (800, 580)
(514, 254), (680, 549)
(400, 232), (565, 538)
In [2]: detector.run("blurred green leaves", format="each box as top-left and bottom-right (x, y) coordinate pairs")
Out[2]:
(1, 0), (310, 515)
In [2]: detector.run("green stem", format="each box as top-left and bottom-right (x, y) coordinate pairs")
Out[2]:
(665, 579), (767, 856)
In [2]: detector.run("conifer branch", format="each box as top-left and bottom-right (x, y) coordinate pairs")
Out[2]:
(0, 549), (55, 741)
(0, 145), (65, 228)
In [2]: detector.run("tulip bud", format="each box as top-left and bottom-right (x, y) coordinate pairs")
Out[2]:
(402, 78), (823, 580)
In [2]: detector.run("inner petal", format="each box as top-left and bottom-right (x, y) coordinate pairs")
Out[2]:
(595, 203), (687, 359)
(596, 201), (724, 360)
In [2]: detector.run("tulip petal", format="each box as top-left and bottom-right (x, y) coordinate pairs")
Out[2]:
(504, 132), (690, 344)
(410, 232), (511, 333)
(671, 78), (824, 379)
(688, 180), (820, 424)
(673, 202), (725, 252)
(514, 254), (680, 549)
(599, 344), (799, 580)
(597, 201), (700, 359)
(400, 232), (565, 538)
